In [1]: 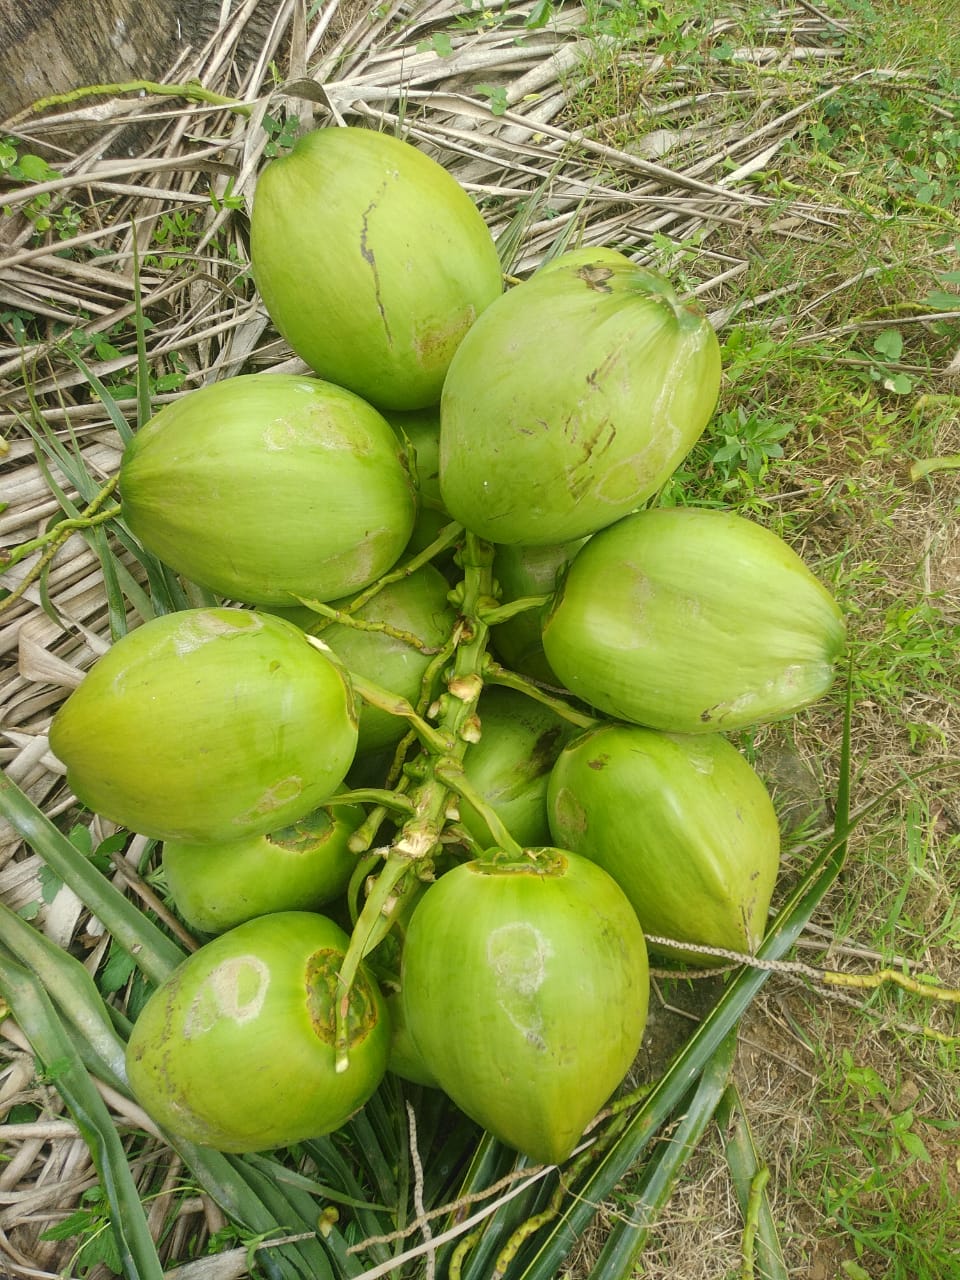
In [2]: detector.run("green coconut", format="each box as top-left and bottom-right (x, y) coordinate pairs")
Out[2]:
(490, 539), (586, 684)
(456, 688), (580, 849)
(48, 608), (358, 842)
(126, 912), (389, 1151)
(400, 850), (648, 1165)
(310, 563), (456, 754)
(162, 804), (364, 935)
(382, 406), (452, 554)
(532, 245), (632, 277)
(439, 249), (721, 545)
(119, 373), (417, 607)
(250, 126), (503, 410)
(385, 992), (442, 1089)
(548, 725), (780, 960)
(541, 507), (845, 733)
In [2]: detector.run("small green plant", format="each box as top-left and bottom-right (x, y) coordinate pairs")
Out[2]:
(52, 315), (187, 399)
(869, 327), (914, 395)
(0, 137), (82, 240)
(0, 306), (31, 345)
(804, 73), (960, 217)
(475, 83), (509, 115)
(105, 348), (188, 401)
(707, 405), (794, 484)
(795, 1044), (960, 1280)
(209, 176), (246, 214)
(644, 230), (706, 292)
(61, 322), (127, 365)
(40, 1186), (123, 1277)
(837, 1051), (931, 1163)
(30, 825), (129, 911)
(100, 936), (155, 1020)
(583, 0), (707, 58)
(417, 31), (454, 55)
(850, 598), (954, 711)
(144, 209), (202, 270)
(262, 110), (301, 157)
(4, 1102), (40, 1125)
(454, 3), (510, 33)
(525, 0), (555, 28)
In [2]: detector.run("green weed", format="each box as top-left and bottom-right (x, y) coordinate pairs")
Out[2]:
(40, 1187), (124, 1277)
(794, 1046), (960, 1280)
(262, 110), (301, 157)
(0, 138), (82, 241)
(144, 209), (204, 270)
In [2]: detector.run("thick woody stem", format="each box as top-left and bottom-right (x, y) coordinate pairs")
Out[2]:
(333, 532), (498, 1071)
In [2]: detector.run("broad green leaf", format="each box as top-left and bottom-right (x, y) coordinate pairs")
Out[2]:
(0, 900), (128, 1089)
(526, 0), (554, 27)
(872, 328), (903, 361)
(920, 289), (960, 311)
(910, 453), (960, 481)
(899, 1129), (931, 1163)
(17, 153), (57, 181)
(717, 1084), (789, 1280)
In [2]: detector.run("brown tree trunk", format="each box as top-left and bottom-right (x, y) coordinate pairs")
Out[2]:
(0, 0), (206, 121)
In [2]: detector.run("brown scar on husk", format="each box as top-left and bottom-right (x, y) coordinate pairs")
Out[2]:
(577, 265), (614, 292)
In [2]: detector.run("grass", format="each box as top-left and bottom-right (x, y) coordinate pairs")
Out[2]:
(788, 1039), (960, 1280)
(1, 0), (959, 1276)
(549, 0), (960, 1273)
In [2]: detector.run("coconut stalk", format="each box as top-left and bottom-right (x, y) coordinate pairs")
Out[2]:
(329, 531), (521, 1069)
